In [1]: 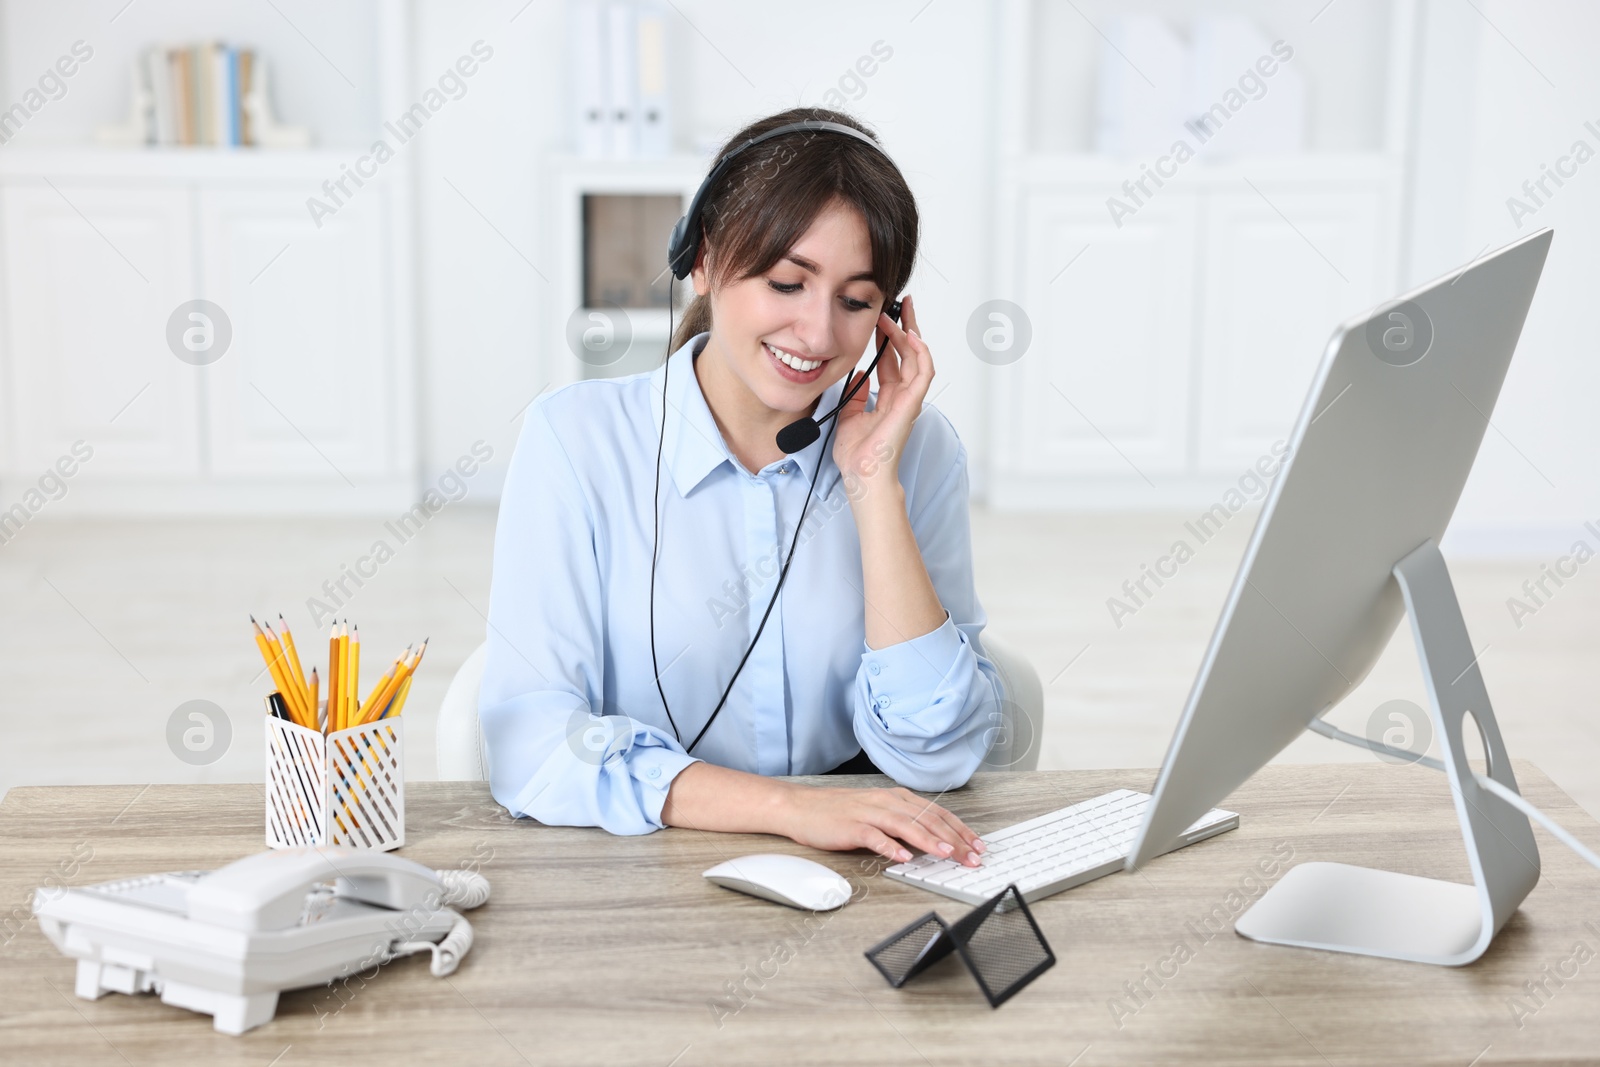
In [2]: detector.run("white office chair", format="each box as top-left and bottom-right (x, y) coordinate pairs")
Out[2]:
(435, 632), (1043, 780)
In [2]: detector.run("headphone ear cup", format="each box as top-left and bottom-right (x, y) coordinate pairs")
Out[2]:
(667, 215), (695, 280)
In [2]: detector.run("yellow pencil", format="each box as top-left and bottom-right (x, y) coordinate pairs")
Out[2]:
(356, 665), (397, 725)
(325, 622), (341, 734)
(374, 639), (424, 723)
(252, 616), (306, 728)
(348, 625), (361, 729)
(308, 667), (321, 732)
(356, 644), (410, 725)
(357, 643), (417, 726)
(262, 620), (311, 727)
(381, 674), (413, 719)
(276, 614), (311, 709)
(336, 621), (350, 731)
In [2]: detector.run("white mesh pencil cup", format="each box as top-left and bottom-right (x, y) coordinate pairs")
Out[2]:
(264, 698), (405, 851)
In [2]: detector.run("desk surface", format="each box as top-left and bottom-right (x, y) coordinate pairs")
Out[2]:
(3, 763), (1598, 1066)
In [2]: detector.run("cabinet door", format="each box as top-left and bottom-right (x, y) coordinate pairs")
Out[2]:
(1195, 185), (1386, 472)
(198, 185), (394, 480)
(1, 183), (200, 477)
(1000, 188), (1197, 480)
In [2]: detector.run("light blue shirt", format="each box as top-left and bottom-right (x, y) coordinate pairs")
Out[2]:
(480, 330), (1005, 835)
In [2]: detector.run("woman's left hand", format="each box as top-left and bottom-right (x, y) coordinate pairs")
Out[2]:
(831, 294), (933, 491)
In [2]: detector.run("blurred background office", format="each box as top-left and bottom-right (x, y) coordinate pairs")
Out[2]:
(1, 0), (1596, 820)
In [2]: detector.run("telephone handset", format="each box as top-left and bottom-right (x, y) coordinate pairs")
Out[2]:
(188, 846), (446, 931)
(34, 845), (491, 1035)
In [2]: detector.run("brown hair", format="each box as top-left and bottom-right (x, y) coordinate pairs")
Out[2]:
(668, 107), (919, 354)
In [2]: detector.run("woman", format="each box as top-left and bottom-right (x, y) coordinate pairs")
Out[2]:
(481, 107), (1000, 868)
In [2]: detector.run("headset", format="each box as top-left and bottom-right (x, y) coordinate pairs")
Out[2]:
(651, 119), (905, 755)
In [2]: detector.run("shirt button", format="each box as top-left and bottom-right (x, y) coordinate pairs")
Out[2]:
(878, 695), (892, 709)
(647, 766), (661, 779)
(868, 661), (881, 676)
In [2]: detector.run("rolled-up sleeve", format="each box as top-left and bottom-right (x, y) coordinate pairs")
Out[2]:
(852, 422), (1006, 791)
(479, 400), (700, 835)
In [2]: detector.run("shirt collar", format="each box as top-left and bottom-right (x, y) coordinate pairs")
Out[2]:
(650, 331), (849, 498)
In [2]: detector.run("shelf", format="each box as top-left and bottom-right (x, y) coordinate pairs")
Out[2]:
(546, 151), (712, 172)
(0, 146), (398, 182)
(579, 307), (679, 334)
(1005, 151), (1401, 185)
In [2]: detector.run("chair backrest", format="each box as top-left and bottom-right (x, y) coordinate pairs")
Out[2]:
(974, 631), (1044, 773)
(436, 642), (490, 781)
(436, 633), (1042, 780)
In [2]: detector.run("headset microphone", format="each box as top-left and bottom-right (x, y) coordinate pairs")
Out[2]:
(774, 296), (902, 455)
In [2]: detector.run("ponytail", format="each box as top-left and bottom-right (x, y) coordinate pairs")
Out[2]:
(668, 291), (712, 358)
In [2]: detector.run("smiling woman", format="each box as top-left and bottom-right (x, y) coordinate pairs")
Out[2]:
(480, 107), (1005, 869)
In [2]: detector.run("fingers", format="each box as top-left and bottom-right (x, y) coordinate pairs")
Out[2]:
(878, 301), (932, 394)
(840, 370), (866, 409)
(900, 293), (919, 338)
(884, 790), (983, 866)
(907, 797), (984, 860)
(882, 808), (980, 867)
(859, 825), (913, 864)
(875, 313), (903, 388)
(893, 788), (982, 851)
(813, 785), (984, 867)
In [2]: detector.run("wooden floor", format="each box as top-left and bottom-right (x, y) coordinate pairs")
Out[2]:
(2, 506), (1596, 822)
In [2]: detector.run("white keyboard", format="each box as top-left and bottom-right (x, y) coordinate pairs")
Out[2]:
(883, 788), (1238, 905)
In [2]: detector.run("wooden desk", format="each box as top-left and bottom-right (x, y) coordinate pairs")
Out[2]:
(3, 762), (1598, 1065)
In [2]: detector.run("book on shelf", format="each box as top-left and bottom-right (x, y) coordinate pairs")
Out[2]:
(144, 41), (256, 147)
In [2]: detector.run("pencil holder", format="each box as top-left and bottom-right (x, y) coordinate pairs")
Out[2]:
(263, 698), (405, 851)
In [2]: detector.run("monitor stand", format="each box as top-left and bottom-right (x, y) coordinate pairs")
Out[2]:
(1233, 538), (1540, 965)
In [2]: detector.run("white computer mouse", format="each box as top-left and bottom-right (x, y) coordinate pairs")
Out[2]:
(702, 853), (853, 911)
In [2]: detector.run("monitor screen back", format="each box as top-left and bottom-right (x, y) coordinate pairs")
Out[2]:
(1126, 227), (1553, 869)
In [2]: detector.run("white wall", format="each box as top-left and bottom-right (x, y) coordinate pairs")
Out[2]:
(1407, 0), (1600, 556)
(1, 0), (1595, 552)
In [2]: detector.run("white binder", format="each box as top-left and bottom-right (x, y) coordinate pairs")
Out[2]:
(606, 0), (638, 158)
(571, 0), (609, 157)
(635, 1), (670, 157)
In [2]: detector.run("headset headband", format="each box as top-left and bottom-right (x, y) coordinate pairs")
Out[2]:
(665, 119), (895, 280)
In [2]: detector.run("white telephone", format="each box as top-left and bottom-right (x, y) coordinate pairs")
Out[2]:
(33, 846), (491, 1034)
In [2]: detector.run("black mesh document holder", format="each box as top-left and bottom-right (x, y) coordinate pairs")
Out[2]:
(863, 884), (1055, 1008)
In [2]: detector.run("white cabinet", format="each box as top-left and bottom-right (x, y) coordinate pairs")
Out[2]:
(989, 158), (1398, 509)
(199, 186), (396, 481)
(1194, 184), (1385, 472)
(1, 184), (201, 477)
(1004, 187), (1197, 481)
(987, 0), (1414, 509)
(0, 152), (415, 511)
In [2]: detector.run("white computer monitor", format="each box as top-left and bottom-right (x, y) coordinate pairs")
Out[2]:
(1125, 227), (1554, 966)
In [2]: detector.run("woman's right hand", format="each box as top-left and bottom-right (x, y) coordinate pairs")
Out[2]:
(774, 782), (987, 867)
